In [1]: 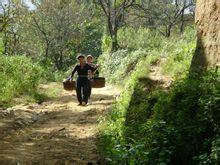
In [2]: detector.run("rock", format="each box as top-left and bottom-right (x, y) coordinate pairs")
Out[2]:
(28, 105), (35, 109)
(99, 98), (105, 101)
(32, 113), (39, 122)
(9, 110), (15, 116)
(14, 120), (24, 127)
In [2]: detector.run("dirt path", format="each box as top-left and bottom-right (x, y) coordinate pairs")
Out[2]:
(0, 83), (120, 165)
(148, 59), (173, 89)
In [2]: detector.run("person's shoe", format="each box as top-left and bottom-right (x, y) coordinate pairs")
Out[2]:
(82, 101), (87, 106)
(78, 103), (82, 106)
(87, 99), (92, 105)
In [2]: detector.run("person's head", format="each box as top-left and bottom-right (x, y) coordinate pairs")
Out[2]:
(86, 55), (94, 63)
(76, 54), (85, 64)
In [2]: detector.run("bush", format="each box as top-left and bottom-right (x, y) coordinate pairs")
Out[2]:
(161, 28), (196, 78)
(99, 59), (151, 164)
(99, 49), (147, 84)
(98, 27), (218, 164)
(0, 54), (44, 107)
(99, 67), (220, 164)
(99, 27), (196, 86)
(118, 27), (164, 51)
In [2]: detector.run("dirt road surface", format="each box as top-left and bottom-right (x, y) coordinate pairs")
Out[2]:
(0, 83), (120, 165)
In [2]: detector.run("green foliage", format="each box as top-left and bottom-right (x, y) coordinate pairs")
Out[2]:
(102, 35), (112, 53)
(100, 62), (219, 164)
(35, 57), (73, 82)
(1, 0), (103, 70)
(0, 54), (44, 107)
(130, 0), (195, 37)
(118, 27), (163, 51)
(99, 28), (196, 85)
(0, 36), (3, 54)
(70, 22), (103, 59)
(162, 28), (197, 78)
(99, 49), (147, 84)
(98, 27), (218, 164)
(99, 59), (151, 163)
(146, 70), (219, 164)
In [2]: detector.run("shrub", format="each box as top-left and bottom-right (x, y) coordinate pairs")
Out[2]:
(98, 49), (147, 84)
(161, 28), (196, 78)
(99, 68), (220, 164)
(98, 27), (218, 164)
(99, 27), (196, 86)
(0, 54), (44, 107)
(118, 27), (164, 51)
(99, 59), (151, 163)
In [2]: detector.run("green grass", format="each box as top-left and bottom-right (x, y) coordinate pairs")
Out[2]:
(99, 27), (196, 86)
(99, 49), (147, 85)
(98, 28), (220, 164)
(161, 28), (196, 78)
(99, 58), (151, 163)
(100, 64), (219, 164)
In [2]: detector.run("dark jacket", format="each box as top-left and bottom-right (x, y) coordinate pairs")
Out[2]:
(71, 63), (96, 78)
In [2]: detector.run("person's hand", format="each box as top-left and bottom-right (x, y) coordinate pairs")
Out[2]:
(96, 64), (100, 68)
(67, 76), (72, 81)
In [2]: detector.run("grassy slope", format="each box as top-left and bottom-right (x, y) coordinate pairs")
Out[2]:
(98, 28), (220, 164)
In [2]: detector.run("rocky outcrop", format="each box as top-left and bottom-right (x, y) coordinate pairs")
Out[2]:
(191, 0), (220, 71)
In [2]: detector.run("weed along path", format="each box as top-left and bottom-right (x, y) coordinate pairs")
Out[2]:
(0, 82), (120, 164)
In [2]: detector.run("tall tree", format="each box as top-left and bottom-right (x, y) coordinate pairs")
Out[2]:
(0, 0), (19, 55)
(29, 0), (85, 69)
(94, 0), (135, 51)
(190, 0), (220, 73)
(16, 0), (101, 70)
(132, 0), (195, 37)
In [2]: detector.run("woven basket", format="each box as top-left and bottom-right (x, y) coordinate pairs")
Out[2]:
(63, 77), (105, 90)
(92, 77), (105, 88)
(63, 80), (76, 91)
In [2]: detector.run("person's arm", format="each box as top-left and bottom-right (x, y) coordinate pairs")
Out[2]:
(88, 64), (97, 72)
(71, 65), (78, 79)
(93, 64), (100, 74)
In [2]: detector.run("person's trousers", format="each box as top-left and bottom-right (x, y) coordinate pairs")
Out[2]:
(76, 77), (90, 104)
(87, 80), (92, 99)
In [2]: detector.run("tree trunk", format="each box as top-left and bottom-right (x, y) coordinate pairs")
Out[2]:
(166, 24), (172, 37)
(190, 0), (220, 73)
(58, 50), (63, 70)
(180, 9), (185, 34)
(3, 31), (8, 55)
(45, 42), (49, 58)
(54, 55), (60, 70)
(108, 18), (119, 52)
(111, 29), (119, 52)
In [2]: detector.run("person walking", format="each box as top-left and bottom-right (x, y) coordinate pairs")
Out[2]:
(71, 54), (96, 106)
(86, 55), (99, 103)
